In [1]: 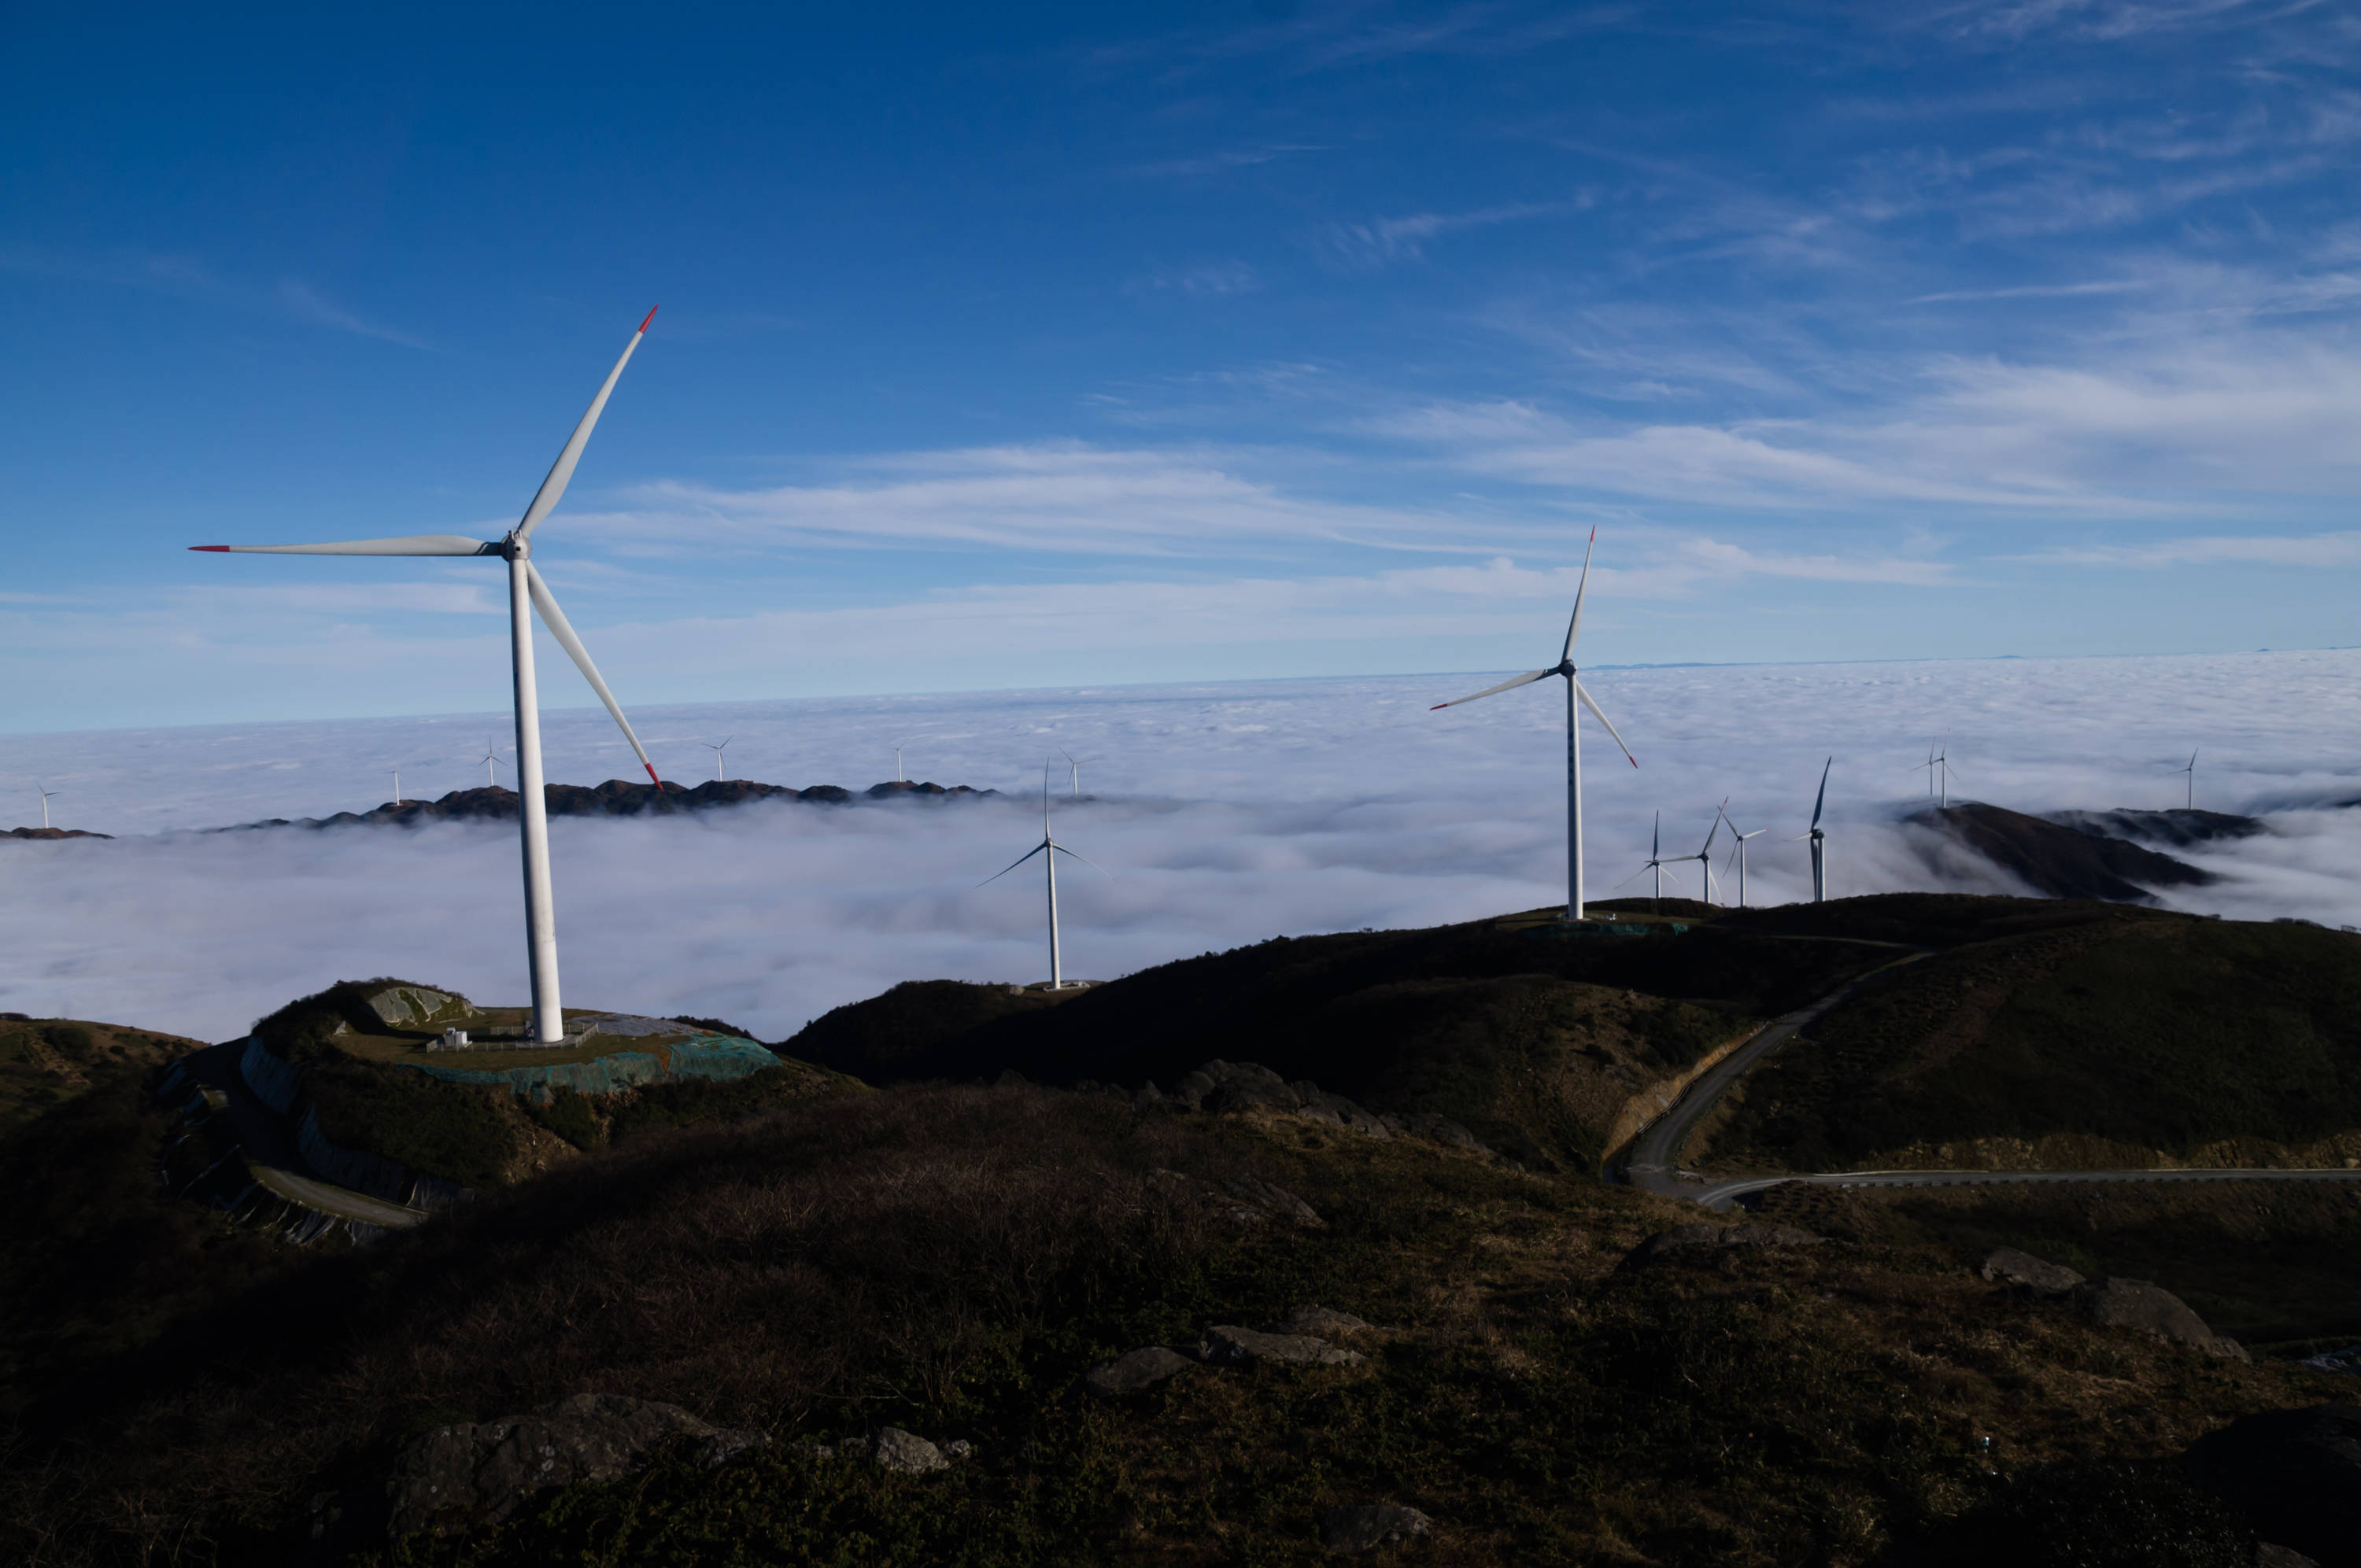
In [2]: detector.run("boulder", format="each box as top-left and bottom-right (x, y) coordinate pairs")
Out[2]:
(2074, 1278), (2249, 1360)
(1197, 1325), (1365, 1368)
(377, 1393), (763, 1539)
(1084, 1346), (1197, 1397)
(1221, 1175), (1325, 1227)
(1623, 1223), (1823, 1268)
(1295, 1088), (1392, 1138)
(863, 1428), (951, 1474)
(1201, 1063), (1302, 1113)
(1395, 1111), (1491, 1153)
(1321, 1503), (1434, 1552)
(1981, 1245), (2085, 1296)
(2183, 1405), (2361, 1568)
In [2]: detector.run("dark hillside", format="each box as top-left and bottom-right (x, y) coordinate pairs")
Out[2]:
(0, 1015), (202, 1129)
(1704, 911), (2361, 1171)
(1907, 802), (2212, 902)
(789, 916), (1891, 1169)
(2048, 807), (2266, 850)
(1, 1079), (2337, 1567)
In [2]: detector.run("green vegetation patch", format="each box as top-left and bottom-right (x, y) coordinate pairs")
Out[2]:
(304, 1055), (519, 1190)
(1706, 912), (2361, 1171)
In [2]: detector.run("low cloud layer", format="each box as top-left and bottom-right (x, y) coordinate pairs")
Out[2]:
(7, 650), (2358, 1043)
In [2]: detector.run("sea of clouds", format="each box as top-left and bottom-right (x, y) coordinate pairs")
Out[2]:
(7, 648), (2359, 1044)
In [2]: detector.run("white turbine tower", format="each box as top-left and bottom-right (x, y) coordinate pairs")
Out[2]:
(37, 782), (60, 830)
(705, 736), (733, 782)
(1917, 740), (1958, 809)
(1062, 750), (1088, 799)
(1634, 810), (1682, 906)
(191, 308), (666, 1043)
(981, 759), (1103, 990)
(2173, 748), (2197, 810)
(478, 741), (504, 788)
(1430, 528), (1637, 921)
(389, 765), (405, 806)
(1793, 758), (1832, 903)
(1668, 802), (1726, 906)
(894, 742), (911, 784)
(1720, 809), (1766, 910)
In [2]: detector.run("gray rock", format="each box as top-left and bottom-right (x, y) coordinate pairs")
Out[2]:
(942, 1439), (974, 1461)
(1202, 1063), (1302, 1113)
(1269, 1307), (1372, 1337)
(1981, 1245), (2085, 1296)
(1398, 1111), (1490, 1153)
(2183, 1405), (2361, 1568)
(1624, 1223), (1823, 1267)
(379, 1392), (761, 1539)
(2253, 1544), (2321, 1568)
(1199, 1325), (1365, 1367)
(360, 984), (468, 1031)
(862, 1427), (950, 1474)
(2075, 1277), (2250, 1360)
(1171, 1068), (1218, 1110)
(1221, 1175), (1325, 1227)
(1133, 1079), (1165, 1109)
(1295, 1090), (1393, 1138)
(1321, 1503), (1434, 1552)
(1085, 1346), (1197, 1396)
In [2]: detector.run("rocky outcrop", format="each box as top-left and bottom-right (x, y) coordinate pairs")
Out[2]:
(1162, 1059), (1491, 1153)
(1269, 1307), (1372, 1337)
(1623, 1223), (1823, 1268)
(2183, 1404), (2361, 1568)
(4, 825), (110, 840)
(1981, 1245), (2085, 1297)
(357, 1393), (764, 1541)
(2074, 1277), (2248, 1360)
(1221, 1175), (1325, 1228)
(1321, 1503), (1434, 1553)
(1195, 1325), (1365, 1368)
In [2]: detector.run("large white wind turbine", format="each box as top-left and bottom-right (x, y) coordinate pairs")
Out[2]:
(478, 741), (504, 788)
(1792, 758), (1832, 903)
(389, 765), (405, 806)
(37, 782), (59, 830)
(1430, 528), (1637, 921)
(2173, 748), (2197, 810)
(981, 759), (1103, 991)
(705, 736), (734, 782)
(191, 308), (666, 1043)
(1916, 740), (1958, 810)
(1720, 809), (1765, 910)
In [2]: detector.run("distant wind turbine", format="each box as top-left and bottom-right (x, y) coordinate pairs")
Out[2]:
(1062, 750), (1088, 799)
(981, 759), (1103, 991)
(705, 736), (734, 782)
(1791, 758), (1832, 903)
(1721, 809), (1766, 909)
(2173, 748), (2197, 810)
(478, 741), (504, 788)
(390, 766), (405, 806)
(1916, 740), (1958, 810)
(1431, 527), (1637, 921)
(37, 781), (60, 830)
(1631, 810), (1682, 908)
(894, 742), (911, 784)
(191, 308), (665, 1043)
(1666, 802), (1727, 906)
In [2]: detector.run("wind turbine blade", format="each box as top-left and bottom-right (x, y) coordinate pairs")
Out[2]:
(1651, 810), (1660, 858)
(1699, 799), (1727, 856)
(979, 841), (1048, 886)
(1573, 680), (1639, 766)
(1559, 526), (1598, 663)
(1810, 757), (1831, 828)
(524, 563), (660, 788)
(514, 306), (658, 541)
(1051, 843), (1110, 874)
(189, 534), (495, 555)
(1431, 668), (1553, 709)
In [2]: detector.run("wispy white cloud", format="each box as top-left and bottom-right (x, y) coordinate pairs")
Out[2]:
(2013, 529), (2361, 566)
(0, 245), (429, 348)
(1126, 260), (1264, 297)
(1323, 200), (1569, 269)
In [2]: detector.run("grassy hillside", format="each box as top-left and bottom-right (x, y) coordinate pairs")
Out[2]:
(789, 912), (1889, 1171)
(1702, 902), (2361, 1171)
(0, 1072), (2341, 1566)
(0, 1015), (201, 1130)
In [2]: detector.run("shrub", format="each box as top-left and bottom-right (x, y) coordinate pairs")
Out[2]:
(526, 1086), (599, 1151)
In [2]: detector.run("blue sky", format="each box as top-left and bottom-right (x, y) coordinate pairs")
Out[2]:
(6, 0), (2357, 732)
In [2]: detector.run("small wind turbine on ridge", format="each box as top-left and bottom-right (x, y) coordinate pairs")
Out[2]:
(981, 759), (1104, 990)
(37, 781), (60, 830)
(1720, 806), (1766, 909)
(1062, 750), (1088, 799)
(894, 742), (911, 784)
(478, 741), (504, 788)
(191, 308), (666, 1043)
(1916, 740), (1958, 810)
(1430, 526), (1637, 922)
(1792, 758), (1833, 903)
(1629, 810), (1682, 909)
(705, 736), (734, 782)
(390, 766), (405, 806)
(2173, 748), (2197, 810)
(1668, 802), (1726, 906)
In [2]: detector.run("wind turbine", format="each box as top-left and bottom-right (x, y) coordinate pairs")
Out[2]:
(1792, 758), (1832, 903)
(1666, 802), (1726, 906)
(478, 741), (504, 788)
(1430, 527), (1637, 921)
(37, 782), (59, 830)
(2173, 748), (2197, 810)
(1720, 808), (1766, 910)
(389, 765), (405, 806)
(1061, 750), (1088, 799)
(1634, 810), (1683, 908)
(1916, 740), (1958, 810)
(894, 742), (911, 784)
(190, 308), (666, 1043)
(704, 736), (734, 782)
(981, 759), (1103, 990)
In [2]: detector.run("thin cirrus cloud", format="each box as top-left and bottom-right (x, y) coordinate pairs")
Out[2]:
(2012, 531), (2361, 568)
(1323, 200), (1572, 270)
(0, 244), (428, 349)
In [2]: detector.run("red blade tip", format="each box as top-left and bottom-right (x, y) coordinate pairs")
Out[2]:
(645, 763), (663, 791)
(190, 545), (229, 552)
(1429, 703), (1449, 710)
(637, 304), (660, 334)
